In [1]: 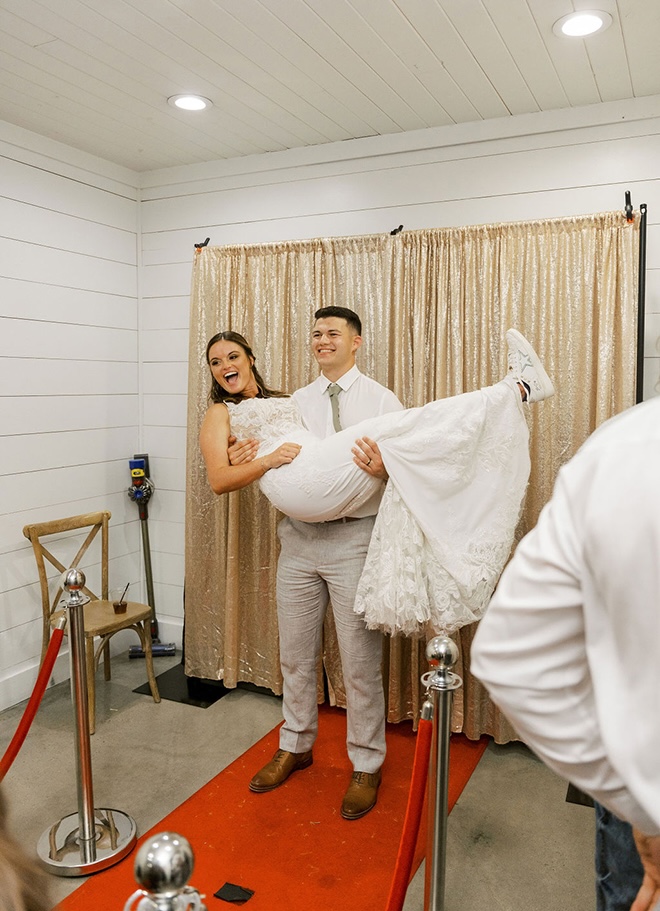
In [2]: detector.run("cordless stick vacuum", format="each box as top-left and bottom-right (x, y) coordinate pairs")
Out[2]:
(127, 455), (176, 659)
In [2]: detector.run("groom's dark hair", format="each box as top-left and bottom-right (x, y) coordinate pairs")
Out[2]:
(314, 306), (362, 336)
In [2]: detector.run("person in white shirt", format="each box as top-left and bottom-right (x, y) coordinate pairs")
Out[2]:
(471, 397), (660, 911)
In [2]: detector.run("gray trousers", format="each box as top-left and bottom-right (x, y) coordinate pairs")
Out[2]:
(276, 516), (386, 773)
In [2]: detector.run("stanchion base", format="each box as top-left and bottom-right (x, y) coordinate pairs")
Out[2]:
(37, 808), (137, 876)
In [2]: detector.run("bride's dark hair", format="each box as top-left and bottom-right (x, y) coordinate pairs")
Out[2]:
(206, 331), (288, 404)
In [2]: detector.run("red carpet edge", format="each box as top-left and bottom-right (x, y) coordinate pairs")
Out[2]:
(55, 705), (488, 911)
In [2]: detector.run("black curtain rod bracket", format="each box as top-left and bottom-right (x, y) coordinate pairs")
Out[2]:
(195, 237), (211, 250)
(624, 191), (634, 223)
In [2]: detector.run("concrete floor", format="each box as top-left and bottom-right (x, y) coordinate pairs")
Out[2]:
(1, 653), (596, 910)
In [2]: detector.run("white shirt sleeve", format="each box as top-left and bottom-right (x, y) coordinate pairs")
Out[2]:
(472, 431), (660, 836)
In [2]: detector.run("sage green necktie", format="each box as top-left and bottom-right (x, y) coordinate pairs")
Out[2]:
(327, 383), (342, 433)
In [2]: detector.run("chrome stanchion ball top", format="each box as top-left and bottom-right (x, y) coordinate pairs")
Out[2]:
(62, 568), (86, 591)
(124, 832), (207, 911)
(422, 636), (462, 693)
(60, 568), (90, 607)
(426, 636), (459, 669)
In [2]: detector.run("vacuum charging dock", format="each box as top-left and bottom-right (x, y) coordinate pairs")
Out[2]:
(127, 454), (176, 660)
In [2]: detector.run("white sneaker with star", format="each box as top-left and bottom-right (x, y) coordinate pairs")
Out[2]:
(506, 329), (555, 403)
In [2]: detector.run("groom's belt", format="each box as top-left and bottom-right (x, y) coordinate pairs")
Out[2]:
(323, 516), (366, 524)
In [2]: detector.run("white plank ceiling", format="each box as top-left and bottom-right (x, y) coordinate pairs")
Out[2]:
(0, 0), (658, 172)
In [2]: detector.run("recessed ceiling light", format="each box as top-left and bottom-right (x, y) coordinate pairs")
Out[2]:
(553, 10), (613, 37)
(168, 94), (212, 111)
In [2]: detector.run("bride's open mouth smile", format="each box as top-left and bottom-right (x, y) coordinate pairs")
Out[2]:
(222, 370), (240, 387)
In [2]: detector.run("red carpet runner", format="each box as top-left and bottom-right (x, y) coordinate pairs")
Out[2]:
(55, 706), (487, 911)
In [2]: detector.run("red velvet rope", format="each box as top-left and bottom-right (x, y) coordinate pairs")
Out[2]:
(0, 627), (65, 782)
(385, 716), (433, 911)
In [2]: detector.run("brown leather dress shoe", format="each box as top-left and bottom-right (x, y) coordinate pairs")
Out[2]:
(248, 749), (313, 793)
(340, 769), (382, 819)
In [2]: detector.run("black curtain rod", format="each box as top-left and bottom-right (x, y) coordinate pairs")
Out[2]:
(195, 237), (210, 250)
(635, 202), (648, 404)
(625, 190), (648, 402)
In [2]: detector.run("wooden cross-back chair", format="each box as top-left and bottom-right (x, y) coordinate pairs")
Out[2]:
(23, 510), (160, 733)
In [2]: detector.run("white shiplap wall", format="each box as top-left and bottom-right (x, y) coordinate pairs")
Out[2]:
(1, 95), (659, 713)
(0, 123), (142, 711)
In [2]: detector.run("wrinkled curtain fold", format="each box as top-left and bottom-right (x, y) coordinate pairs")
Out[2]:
(184, 213), (638, 742)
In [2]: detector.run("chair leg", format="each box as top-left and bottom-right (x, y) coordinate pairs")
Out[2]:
(41, 617), (50, 667)
(102, 640), (111, 681)
(85, 638), (97, 735)
(140, 624), (161, 705)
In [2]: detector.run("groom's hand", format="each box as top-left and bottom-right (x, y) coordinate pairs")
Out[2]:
(228, 434), (259, 465)
(352, 436), (388, 481)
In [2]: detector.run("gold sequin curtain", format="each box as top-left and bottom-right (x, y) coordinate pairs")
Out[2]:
(184, 213), (638, 742)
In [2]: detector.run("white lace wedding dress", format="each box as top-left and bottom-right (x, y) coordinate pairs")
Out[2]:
(226, 377), (530, 635)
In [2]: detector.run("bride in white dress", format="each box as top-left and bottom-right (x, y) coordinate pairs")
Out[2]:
(200, 330), (554, 635)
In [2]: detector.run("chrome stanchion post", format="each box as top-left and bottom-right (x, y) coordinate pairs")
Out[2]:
(36, 568), (137, 876)
(124, 832), (207, 911)
(67, 568), (96, 864)
(423, 636), (462, 911)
